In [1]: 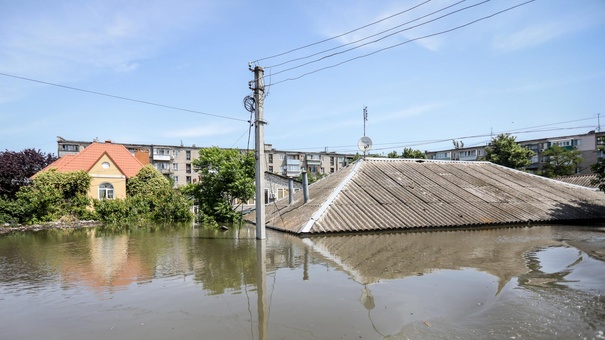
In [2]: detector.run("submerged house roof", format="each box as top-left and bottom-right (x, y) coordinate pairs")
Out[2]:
(263, 158), (605, 234)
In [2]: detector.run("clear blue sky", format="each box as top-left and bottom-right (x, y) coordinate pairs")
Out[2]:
(1, 0), (604, 156)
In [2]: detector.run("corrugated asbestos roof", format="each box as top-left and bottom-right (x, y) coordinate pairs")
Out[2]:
(556, 174), (599, 189)
(263, 158), (605, 234)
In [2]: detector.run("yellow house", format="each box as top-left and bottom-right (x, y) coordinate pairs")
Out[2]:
(36, 142), (144, 200)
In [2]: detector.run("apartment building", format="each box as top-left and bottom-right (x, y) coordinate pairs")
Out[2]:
(425, 130), (605, 175)
(58, 137), (202, 187)
(263, 144), (353, 178)
(57, 138), (354, 187)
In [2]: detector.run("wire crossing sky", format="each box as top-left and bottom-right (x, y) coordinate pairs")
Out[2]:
(0, 0), (603, 155)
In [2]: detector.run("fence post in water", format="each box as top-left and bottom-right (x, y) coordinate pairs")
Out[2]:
(302, 170), (309, 203)
(288, 177), (294, 205)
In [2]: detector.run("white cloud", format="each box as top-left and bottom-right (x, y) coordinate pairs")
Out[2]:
(493, 22), (567, 52)
(162, 124), (239, 139)
(0, 0), (216, 80)
(372, 103), (443, 124)
(493, 3), (605, 52)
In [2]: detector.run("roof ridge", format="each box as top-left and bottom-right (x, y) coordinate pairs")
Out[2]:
(299, 161), (362, 233)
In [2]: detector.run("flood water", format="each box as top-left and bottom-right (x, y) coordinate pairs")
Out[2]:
(1, 224), (604, 340)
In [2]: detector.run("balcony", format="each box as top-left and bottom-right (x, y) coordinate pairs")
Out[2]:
(153, 154), (171, 161)
(306, 155), (321, 165)
(285, 159), (301, 177)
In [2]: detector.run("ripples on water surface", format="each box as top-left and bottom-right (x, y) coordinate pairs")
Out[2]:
(0, 224), (604, 339)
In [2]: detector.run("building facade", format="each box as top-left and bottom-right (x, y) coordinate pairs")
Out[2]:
(38, 142), (144, 200)
(425, 130), (605, 175)
(57, 137), (355, 187)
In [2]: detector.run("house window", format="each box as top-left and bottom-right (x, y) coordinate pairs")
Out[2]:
(173, 163), (178, 170)
(98, 183), (114, 199)
(330, 157), (335, 166)
(155, 162), (169, 170)
(61, 144), (78, 151)
(268, 166), (274, 172)
(186, 176), (192, 184)
(268, 154), (273, 163)
(186, 164), (192, 174)
(173, 149), (179, 157)
(173, 176), (178, 184)
(279, 154), (284, 160)
(186, 150), (191, 160)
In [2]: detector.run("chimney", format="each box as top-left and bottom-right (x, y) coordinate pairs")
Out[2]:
(302, 170), (309, 203)
(105, 140), (112, 143)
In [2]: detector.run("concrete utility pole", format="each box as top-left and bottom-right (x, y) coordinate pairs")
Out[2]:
(253, 66), (266, 240)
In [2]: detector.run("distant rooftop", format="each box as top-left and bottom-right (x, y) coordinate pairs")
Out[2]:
(258, 158), (605, 234)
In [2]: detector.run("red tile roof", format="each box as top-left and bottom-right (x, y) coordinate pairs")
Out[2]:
(38, 142), (144, 178)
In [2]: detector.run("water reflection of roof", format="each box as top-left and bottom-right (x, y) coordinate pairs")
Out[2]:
(261, 159), (605, 234)
(301, 227), (563, 293)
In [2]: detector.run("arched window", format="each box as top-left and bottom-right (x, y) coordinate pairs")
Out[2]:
(98, 182), (114, 199)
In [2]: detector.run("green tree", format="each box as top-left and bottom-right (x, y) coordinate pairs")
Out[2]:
(387, 150), (399, 158)
(539, 145), (582, 178)
(484, 133), (534, 169)
(190, 147), (255, 224)
(127, 164), (171, 197)
(0, 169), (92, 224)
(402, 148), (427, 159)
(591, 137), (605, 192)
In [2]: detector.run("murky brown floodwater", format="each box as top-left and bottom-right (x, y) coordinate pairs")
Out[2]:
(0, 224), (604, 339)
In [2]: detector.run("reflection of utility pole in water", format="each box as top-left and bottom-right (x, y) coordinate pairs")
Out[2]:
(256, 239), (268, 340)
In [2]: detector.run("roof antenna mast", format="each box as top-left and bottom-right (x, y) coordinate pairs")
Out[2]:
(358, 106), (372, 159)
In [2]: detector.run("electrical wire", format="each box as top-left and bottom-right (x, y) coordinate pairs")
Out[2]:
(267, 0), (470, 69)
(0, 72), (249, 123)
(252, 0), (433, 64)
(267, 0), (535, 86)
(279, 121), (597, 154)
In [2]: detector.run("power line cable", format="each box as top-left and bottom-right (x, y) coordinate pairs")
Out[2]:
(267, 0), (469, 69)
(0, 72), (248, 123)
(252, 0), (433, 64)
(268, 0), (535, 86)
(282, 118), (596, 153)
(355, 126), (594, 153)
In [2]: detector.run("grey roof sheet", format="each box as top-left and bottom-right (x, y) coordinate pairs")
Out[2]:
(555, 174), (599, 189)
(260, 158), (605, 234)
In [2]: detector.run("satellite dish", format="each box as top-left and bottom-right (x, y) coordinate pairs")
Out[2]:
(243, 95), (255, 113)
(358, 136), (373, 152)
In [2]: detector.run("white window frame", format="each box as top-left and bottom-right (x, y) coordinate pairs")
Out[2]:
(98, 182), (114, 199)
